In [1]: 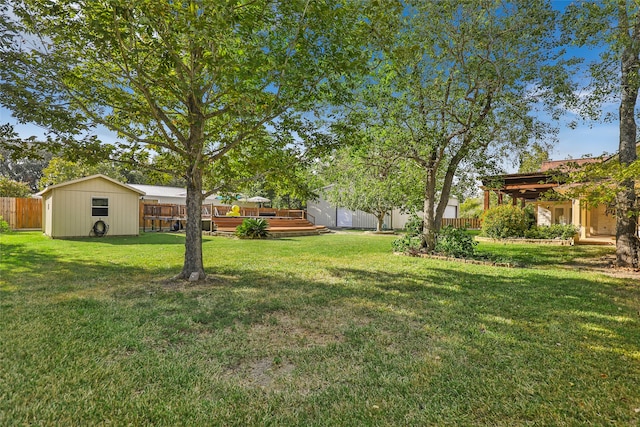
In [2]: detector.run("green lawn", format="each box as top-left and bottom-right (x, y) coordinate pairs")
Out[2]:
(1, 231), (639, 426)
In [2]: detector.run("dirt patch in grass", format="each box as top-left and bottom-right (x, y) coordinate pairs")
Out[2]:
(566, 254), (640, 280)
(221, 310), (350, 392)
(249, 311), (345, 349)
(222, 355), (296, 391)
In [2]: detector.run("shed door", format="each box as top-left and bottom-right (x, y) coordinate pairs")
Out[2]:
(337, 208), (353, 228)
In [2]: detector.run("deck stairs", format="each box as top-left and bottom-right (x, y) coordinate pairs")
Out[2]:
(210, 216), (328, 237)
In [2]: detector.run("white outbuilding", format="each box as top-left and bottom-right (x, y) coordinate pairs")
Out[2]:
(307, 185), (459, 230)
(37, 174), (145, 238)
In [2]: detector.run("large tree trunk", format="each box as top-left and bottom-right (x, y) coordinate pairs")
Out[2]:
(180, 167), (206, 280)
(421, 143), (468, 251)
(616, 23), (639, 268)
(422, 169), (439, 251)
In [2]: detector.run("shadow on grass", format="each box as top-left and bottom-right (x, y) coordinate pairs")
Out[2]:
(0, 240), (160, 293)
(58, 232), (190, 246)
(475, 242), (615, 268)
(2, 234), (639, 425)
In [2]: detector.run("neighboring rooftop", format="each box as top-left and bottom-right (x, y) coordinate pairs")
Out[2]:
(539, 158), (601, 172)
(128, 184), (221, 204)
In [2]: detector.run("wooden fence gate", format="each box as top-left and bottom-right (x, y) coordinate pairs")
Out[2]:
(0, 197), (42, 230)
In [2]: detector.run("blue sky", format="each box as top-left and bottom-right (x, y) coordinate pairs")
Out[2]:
(555, 118), (618, 160)
(0, 0), (623, 165)
(548, 0), (620, 161)
(1, 96), (621, 166)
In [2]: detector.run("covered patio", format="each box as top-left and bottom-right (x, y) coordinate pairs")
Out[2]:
(480, 157), (616, 241)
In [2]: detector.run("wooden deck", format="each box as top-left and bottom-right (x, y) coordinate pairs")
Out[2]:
(210, 216), (327, 236)
(141, 203), (326, 236)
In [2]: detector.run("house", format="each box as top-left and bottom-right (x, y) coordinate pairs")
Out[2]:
(307, 186), (459, 230)
(36, 174), (145, 238)
(480, 157), (619, 240)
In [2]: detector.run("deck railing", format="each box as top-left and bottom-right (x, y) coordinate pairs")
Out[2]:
(441, 217), (481, 229)
(140, 202), (307, 229)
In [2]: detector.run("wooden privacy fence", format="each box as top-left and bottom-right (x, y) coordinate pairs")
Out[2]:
(441, 217), (481, 229)
(0, 197), (42, 230)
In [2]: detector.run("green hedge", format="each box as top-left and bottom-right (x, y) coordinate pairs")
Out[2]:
(524, 224), (578, 240)
(481, 205), (528, 238)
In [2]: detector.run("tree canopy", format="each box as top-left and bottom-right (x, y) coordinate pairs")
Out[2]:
(351, 0), (562, 250)
(562, 1), (640, 267)
(518, 143), (551, 174)
(0, 125), (53, 192)
(0, 176), (32, 197)
(320, 135), (423, 232)
(0, 0), (369, 279)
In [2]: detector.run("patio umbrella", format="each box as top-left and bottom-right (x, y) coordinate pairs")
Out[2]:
(245, 196), (270, 208)
(247, 196), (271, 203)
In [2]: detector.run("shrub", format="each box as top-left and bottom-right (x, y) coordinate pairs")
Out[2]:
(435, 226), (477, 258)
(0, 216), (9, 233)
(523, 204), (536, 229)
(392, 234), (422, 253)
(481, 205), (528, 238)
(403, 212), (423, 237)
(235, 218), (270, 239)
(393, 212), (424, 253)
(524, 224), (578, 240)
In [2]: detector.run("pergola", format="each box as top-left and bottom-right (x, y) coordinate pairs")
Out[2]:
(480, 172), (560, 210)
(480, 158), (601, 210)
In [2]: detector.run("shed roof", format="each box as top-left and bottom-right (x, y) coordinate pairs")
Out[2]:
(128, 184), (187, 198)
(128, 184), (220, 203)
(36, 174), (146, 197)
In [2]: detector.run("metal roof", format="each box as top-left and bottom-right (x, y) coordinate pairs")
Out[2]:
(128, 184), (219, 203)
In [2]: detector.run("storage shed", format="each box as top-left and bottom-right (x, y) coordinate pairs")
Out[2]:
(307, 185), (459, 230)
(37, 174), (145, 238)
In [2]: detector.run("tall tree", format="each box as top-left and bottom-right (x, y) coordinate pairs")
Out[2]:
(0, 176), (31, 197)
(0, 124), (53, 191)
(518, 143), (551, 173)
(360, 0), (561, 250)
(321, 134), (423, 232)
(38, 157), (127, 189)
(562, 1), (639, 268)
(0, 0), (368, 280)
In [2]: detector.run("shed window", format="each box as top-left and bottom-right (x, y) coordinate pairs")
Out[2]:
(92, 197), (109, 216)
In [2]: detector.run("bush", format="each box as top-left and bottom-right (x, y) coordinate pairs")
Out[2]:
(524, 224), (578, 240)
(0, 216), (9, 233)
(481, 205), (528, 238)
(235, 218), (270, 239)
(392, 234), (422, 253)
(393, 212), (423, 253)
(523, 204), (536, 229)
(435, 226), (477, 258)
(403, 212), (423, 237)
